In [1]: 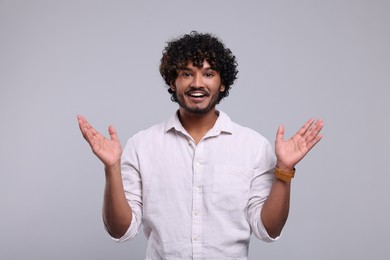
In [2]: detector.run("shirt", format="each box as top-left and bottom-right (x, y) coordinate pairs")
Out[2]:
(114, 110), (278, 259)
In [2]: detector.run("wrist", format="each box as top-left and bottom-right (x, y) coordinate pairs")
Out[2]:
(105, 160), (121, 173)
(274, 166), (295, 182)
(275, 161), (295, 171)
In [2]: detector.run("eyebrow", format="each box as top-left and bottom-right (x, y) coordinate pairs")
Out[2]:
(179, 66), (215, 71)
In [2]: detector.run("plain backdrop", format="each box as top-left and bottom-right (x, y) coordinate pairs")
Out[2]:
(1, 0), (389, 259)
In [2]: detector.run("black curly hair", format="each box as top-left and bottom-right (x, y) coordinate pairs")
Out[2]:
(159, 31), (238, 103)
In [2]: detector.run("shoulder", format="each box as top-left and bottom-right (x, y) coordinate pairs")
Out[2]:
(217, 111), (273, 156)
(122, 120), (167, 151)
(230, 120), (271, 147)
(217, 113), (276, 167)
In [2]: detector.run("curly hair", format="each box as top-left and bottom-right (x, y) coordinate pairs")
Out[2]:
(159, 31), (238, 103)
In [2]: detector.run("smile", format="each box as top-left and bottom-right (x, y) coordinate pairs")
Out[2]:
(186, 90), (209, 98)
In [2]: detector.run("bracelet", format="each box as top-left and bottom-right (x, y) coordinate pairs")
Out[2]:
(274, 166), (295, 182)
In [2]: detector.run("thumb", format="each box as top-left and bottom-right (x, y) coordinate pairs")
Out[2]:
(108, 125), (119, 141)
(276, 125), (285, 144)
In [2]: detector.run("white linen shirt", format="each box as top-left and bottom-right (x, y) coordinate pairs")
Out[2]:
(115, 110), (278, 259)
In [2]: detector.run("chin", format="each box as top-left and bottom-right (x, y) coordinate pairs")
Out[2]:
(183, 105), (213, 115)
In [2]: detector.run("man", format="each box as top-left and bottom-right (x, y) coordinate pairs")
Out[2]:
(78, 31), (323, 259)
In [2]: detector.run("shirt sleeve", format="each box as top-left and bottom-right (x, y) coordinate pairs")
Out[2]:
(109, 138), (143, 242)
(246, 139), (280, 242)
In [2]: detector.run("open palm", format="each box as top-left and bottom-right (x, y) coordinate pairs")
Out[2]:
(275, 119), (323, 170)
(78, 115), (122, 167)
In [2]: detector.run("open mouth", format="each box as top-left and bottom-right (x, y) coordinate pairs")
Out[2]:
(186, 90), (209, 98)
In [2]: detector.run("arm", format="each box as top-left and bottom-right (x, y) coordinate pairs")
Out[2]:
(261, 118), (324, 238)
(77, 115), (132, 238)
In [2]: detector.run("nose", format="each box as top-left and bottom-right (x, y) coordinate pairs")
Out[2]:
(191, 72), (204, 88)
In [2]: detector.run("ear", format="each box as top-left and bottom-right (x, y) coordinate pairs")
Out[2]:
(220, 85), (225, 92)
(170, 83), (176, 91)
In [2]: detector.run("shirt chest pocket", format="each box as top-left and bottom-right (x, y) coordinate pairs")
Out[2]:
(212, 165), (252, 212)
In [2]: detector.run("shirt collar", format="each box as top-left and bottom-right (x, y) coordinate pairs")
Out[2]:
(164, 110), (233, 136)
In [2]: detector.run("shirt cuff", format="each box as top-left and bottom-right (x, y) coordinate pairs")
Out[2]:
(107, 215), (139, 243)
(256, 217), (281, 242)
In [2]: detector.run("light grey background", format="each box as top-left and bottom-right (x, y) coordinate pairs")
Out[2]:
(1, 0), (389, 259)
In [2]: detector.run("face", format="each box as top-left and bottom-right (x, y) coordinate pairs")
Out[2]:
(171, 60), (225, 115)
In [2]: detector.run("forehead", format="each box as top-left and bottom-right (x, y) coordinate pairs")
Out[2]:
(181, 60), (212, 70)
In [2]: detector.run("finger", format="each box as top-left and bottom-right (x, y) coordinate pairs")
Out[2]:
(77, 115), (91, 139)
(297, 118), (315, 137)
(305, 119), (324, 142)
(77, 115), (100, 144)
(108, 125), (119, 141)
(77, 115), (94, 134)
(77, 115), (87, 132)
(83, 126), (98, 144)
(275, 125), (285, 144)
(306, 133), (323, 151)
(306, 120), (324, 149)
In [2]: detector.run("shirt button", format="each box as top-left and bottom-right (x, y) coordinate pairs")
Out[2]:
(193, 186), (201, 192)
(193, 211), (199, 216)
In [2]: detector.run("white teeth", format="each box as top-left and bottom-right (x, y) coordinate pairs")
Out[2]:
(191, 93), (204, 97)
(189, 92), (205, 97)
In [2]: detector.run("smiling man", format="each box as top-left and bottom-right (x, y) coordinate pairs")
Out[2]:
(78, 31), (323, 259)
(174, 61), (223, 114)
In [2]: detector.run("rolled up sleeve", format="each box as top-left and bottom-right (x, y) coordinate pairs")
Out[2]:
(109, 138), (143, 242)
(246, 141), (280, 242)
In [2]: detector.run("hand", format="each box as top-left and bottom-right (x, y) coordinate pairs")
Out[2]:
(275, 118), (323, 170)
(77, 115), (122, 167)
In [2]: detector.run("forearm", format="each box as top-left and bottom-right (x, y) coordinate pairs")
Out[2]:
(103, 161), (132, 238)
(261, 177), (291, 238)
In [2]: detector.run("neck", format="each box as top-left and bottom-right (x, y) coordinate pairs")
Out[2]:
(178, 108), (218, 144)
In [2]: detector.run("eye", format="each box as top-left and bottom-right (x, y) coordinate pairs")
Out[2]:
(204, 72), (214, 78)
(179, 71), (192, 77)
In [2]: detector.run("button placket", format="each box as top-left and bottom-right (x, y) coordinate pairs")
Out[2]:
(192, 144), (203, 259)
